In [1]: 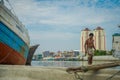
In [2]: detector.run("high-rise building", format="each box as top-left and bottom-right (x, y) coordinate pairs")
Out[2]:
(80, 27), (106, 53)
(94, 27), (106, 50)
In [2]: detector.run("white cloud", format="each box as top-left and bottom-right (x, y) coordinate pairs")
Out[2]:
(5, 0), (120, 27)
(29, 31), (78, 41)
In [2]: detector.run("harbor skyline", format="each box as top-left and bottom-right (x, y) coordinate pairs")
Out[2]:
(5, 0), (120, 53)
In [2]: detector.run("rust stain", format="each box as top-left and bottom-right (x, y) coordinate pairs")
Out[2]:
(20, 46), (25, 56)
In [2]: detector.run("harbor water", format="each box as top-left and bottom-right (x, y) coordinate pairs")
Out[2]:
(31, 61), (120, 69)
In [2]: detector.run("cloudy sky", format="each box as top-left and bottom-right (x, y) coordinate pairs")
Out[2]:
(5, 0), (120, 53)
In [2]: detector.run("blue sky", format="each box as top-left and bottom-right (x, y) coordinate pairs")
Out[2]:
(6, 0), (120, 53)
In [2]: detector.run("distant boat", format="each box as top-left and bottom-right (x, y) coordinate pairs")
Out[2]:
(0, 0), (38, 65)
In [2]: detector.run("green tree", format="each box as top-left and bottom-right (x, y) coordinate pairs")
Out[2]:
(94, 50), (107, 56)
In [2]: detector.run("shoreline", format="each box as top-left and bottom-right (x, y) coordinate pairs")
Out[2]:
(35, 55), (119, 61)
(0, 65), (120, 80)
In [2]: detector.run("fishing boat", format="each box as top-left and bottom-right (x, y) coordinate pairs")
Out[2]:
(0, 0), (38, 65)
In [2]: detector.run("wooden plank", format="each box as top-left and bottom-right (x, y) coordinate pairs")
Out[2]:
(66, 61), (120, 73)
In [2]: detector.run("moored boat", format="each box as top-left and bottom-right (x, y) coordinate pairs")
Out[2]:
(0, 0), (30, 65)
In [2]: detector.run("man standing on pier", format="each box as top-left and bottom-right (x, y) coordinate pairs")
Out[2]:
(84, 33), (96, 65)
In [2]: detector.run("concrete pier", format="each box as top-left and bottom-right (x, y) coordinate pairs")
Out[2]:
(0, 65), (120, 80)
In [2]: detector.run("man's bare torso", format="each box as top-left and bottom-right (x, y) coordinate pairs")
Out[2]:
(85, 38), (94, 49)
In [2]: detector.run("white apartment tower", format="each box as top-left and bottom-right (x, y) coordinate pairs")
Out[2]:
(80, 27), (106, 53)
(94, 27), (106, 50)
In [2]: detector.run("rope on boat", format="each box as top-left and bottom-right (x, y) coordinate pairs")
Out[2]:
(70, 56), (85, 80)
(106, 70), (120, 80)
(74, 72), (83, 80)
